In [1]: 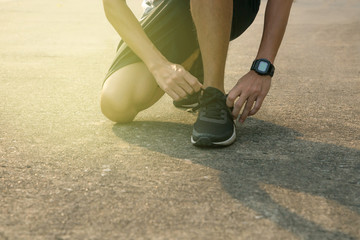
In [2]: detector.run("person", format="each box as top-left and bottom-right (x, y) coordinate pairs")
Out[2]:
(100, 0), (293, 147)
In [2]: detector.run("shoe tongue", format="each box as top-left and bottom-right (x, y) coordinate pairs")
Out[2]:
(202, 87), (224, 99)
(198, 87), (226, 108)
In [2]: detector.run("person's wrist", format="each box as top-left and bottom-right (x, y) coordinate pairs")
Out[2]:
(145, 55), (168, 73)
(249, 70), (272, 79)
(251, 58), (275, 77)
(255, 52), (275, 64)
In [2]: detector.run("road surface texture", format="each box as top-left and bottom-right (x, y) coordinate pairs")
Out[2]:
(1, 0), (359, 239)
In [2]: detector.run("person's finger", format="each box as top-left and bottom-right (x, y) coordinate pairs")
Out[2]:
(171, 84), (188, 100)
(178, 77), (195, 95)
(173, 65), (201, 93)
(232, 95), (247, 118)
(183, 71), (203, 92)
(249, 95), (265, 116)
(166, 89), (181, 101)
(226, 87), (241, 108)
(239, 97), (256, 123)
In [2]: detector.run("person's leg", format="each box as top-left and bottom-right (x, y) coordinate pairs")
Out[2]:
(100, 62), (164, 123)
(189, 0), (262, 147)
(190, 0), (233, 92)
(189, 0), (236, 147)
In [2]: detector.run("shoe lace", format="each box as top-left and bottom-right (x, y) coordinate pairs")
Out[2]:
(192, 93), (225, 120)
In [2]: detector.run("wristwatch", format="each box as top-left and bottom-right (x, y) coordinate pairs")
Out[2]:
(251, 58), (275, 77)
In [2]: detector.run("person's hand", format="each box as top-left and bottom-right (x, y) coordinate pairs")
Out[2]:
(226, 71), (271, 123)
(150, 62), (203, 101)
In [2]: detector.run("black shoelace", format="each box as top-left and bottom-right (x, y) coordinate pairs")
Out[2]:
(192, 94), (226, 120)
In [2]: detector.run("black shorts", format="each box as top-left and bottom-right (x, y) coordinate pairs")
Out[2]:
(104, 0), (260, 84)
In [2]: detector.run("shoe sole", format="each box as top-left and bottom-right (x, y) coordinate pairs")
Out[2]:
(191, 125), (236, 147)
(173, 103), (199, 109)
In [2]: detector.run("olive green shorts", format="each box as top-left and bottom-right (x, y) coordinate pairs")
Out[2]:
(104, 0), (260, 85)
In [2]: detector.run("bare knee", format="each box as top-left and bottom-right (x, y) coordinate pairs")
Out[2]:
(100, 90), (138, 123)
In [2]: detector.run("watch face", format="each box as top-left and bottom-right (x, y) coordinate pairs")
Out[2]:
(258, 61), (269, 73)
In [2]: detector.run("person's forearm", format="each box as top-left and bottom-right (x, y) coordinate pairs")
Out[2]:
(103, 0), (167, 70)
(256, 0), (293, 63)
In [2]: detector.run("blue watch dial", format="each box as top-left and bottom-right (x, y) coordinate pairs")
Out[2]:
(258, 61), (269, 72)
(251, 58), (275, 77)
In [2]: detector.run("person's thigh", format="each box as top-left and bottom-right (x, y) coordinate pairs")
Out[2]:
(101, 62), (164, 123)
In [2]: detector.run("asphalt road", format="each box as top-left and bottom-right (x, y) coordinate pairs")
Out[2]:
(1, 0), (359, 239)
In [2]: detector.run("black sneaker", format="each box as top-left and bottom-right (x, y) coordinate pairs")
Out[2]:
(173, 91), (200, 109)
(191, 87), (236, 147)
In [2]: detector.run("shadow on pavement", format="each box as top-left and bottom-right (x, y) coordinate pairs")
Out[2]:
(113, 118), (359, 239)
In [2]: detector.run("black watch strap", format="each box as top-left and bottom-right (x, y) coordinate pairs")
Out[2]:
(251, 58), (275, 77)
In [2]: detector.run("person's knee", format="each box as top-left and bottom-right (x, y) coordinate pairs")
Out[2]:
(100, 90), (137, 123)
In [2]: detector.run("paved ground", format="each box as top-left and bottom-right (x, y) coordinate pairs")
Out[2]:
(0, 0), (359, 239)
